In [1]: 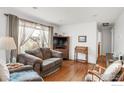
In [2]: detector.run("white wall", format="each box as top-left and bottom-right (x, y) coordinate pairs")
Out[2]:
(58, 22), (97, 64)
(0, 8), (7, 61)
(54, 26), (59, 33)
(114, 11), (124, 55)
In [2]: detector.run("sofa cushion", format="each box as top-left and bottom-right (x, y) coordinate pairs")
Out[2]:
(41, 48), (52, 60)
(25, 48), (43, 59)
(42, 58), (61, 71)
(47, 58), (62, 65)
(42, 59), (55, 71)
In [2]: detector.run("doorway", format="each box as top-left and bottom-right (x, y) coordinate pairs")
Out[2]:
(97, 23), (113, 66)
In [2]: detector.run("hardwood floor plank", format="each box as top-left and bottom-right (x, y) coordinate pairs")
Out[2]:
(44, 60), (94, 81)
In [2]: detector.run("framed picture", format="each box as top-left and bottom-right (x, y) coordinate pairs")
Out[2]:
(78, 36), (87, 42)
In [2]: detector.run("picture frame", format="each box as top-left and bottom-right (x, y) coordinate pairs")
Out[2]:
(78, 36), (87, 42)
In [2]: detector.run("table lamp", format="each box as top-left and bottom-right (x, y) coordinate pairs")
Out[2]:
(0, 37), (17, 63)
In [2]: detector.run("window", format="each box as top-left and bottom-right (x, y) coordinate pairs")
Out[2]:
(18, 20), (50, 53)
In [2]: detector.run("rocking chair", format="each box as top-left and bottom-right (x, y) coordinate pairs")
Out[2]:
(84, 60), (124, 81)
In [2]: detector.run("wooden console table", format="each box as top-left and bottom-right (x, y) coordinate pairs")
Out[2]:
(74, 46), (88, 63)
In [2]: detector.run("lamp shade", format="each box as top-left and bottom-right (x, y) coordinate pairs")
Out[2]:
(0, 37), (17, 50)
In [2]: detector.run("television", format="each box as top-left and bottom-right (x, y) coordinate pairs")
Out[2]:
(53, 36), (67, 49)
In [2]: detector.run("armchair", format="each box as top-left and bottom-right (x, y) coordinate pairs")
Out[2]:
(84, 60), (123, 81)
(85, 65), (106, 81)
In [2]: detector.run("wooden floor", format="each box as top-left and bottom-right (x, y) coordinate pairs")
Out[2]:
(44, 60), (95, 81)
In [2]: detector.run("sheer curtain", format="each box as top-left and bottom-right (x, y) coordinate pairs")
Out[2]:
(42, 26), (49, 48)
(18, 19), (54, 53)
(49, 26), (54, 49)
(40, 26), (53, 48)
(18, 20), (36, 53)
(32, 25), (51, 48)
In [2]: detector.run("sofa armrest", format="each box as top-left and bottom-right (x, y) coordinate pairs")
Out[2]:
(51, 50), (63, 58)
(17, 53), (43, 74)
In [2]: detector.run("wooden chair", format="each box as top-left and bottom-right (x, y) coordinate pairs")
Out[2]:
(84, 61), (124, 81)
(85, 64), (106, 81)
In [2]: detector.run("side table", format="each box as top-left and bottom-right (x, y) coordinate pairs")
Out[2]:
(74, 46), (88, 63)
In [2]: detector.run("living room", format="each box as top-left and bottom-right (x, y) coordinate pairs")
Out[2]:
(0, 7), (124, 81)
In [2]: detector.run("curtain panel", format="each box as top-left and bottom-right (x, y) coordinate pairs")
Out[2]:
(18, 20), (36, 53)
(6, 14), (19, 62)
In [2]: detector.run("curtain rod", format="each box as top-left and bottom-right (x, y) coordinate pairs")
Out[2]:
(4, 13), (52, 28)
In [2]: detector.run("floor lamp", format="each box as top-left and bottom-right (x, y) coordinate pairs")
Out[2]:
(0, 37), (17, 63)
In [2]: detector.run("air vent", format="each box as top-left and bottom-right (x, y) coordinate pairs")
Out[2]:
(32, 7), (38, 9)
(102, 23), (109, 26)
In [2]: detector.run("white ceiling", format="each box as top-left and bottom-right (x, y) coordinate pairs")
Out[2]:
(7, 7), (124, 26)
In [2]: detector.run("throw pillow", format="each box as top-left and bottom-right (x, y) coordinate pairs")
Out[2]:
(41, 48), (52, 60)
(0, 59), (10, 81)
(25, 48), (43, 59)
(101, 60), (122, 81)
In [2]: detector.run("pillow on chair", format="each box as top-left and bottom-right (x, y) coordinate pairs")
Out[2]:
(0, 60), (10, 81)
(101, 60), (122, 81)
